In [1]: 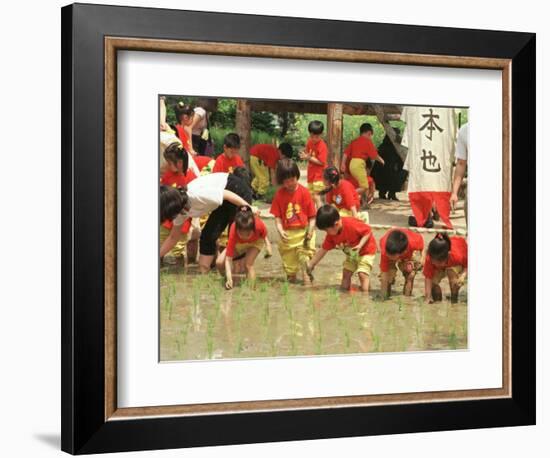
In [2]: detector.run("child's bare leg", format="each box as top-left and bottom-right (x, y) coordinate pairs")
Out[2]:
(199, 254), (214, 274)
(447, 270), (461, 303)
(431, 284), (443, 302)
(313, 192), (322, 210)
(215, 249), (227, 274)
(403, 272), (416, 296)
(358, 272), (370, 292)
(244, 248), (260, 286)
(380, 272), (392, 299)
(340, 269), (353, 291)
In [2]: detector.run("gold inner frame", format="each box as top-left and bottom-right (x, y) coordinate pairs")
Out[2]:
(104, 37), (512, 421)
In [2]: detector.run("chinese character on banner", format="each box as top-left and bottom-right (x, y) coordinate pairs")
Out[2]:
(419, 108), (444, 141)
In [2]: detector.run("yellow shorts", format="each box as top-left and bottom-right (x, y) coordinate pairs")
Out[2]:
(384, 250), (423, 283)
(160, 226), (188, 258)
(234, 238), (265, 257)
(278, 227), (316, 276)
(218, 226), (229, 248)
(432, 265), (464, 285)
(250, 156), (270, 196)
(307, 181), (325, 194)
(336, 208), (369, 223)
(349, 158), (369, 189)
(342, 249), (375, 276)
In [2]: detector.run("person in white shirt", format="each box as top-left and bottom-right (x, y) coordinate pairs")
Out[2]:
(160, 172), (253, 273)
(451, 123), (468, 221)
(190, 106), (210, 156)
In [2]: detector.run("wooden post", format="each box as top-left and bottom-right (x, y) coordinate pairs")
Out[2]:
(327, 102), (343, 169)
(235, 99), (251, 167)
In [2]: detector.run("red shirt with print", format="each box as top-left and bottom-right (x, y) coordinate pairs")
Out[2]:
(270, 184), (316, 230)
(325, 179), (360, 211)
(346, 135), (378, 161)
(250, 144), (281, 169)
(174, 125), (192, 152)
(379, 229), (424, 272)
(193, 155), (215, 172)
(322, 217), (377, 256)
(212, 153), (245, 174)
(226, 217), (267, 257)
(305, 138), (328, 183)
(423, 236), (468, 279)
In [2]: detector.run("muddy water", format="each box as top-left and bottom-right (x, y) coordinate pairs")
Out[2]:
(160, 227), (467, 361)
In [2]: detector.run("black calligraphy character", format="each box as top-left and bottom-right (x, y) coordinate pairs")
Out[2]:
(419, 108), (444, 141)
(420, 149), (441, 173)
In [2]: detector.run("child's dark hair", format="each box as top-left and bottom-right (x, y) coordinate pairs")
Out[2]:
(276, 158), (300, 184)
(278, 142), (293, 158)
(316, 204), (340, 230)
(160, 185), (188, 223)
(360, 123), (373, 135)
(428, 233), (451, 261)
(308, 120), (324, 135)
(174, 102), (194, 123)
(386, 229), (410, 256)
(234, 206), (255, 232)
(323, 166), (341, 185)
(223, 132), (241, 149)
(232, 166), (251, 185)
(163, 142), (189, 174)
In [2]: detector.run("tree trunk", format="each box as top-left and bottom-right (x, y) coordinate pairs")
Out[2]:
(327, 102), (343, 169)
(372, 104), (407, 162)
(235, 99), (251, 167)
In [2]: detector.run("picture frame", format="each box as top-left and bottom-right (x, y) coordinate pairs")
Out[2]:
(61, 3), (536, 454)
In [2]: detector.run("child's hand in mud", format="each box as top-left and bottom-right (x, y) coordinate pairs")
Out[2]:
(264, 245), (273, 258)
(225, 278), (233, 290)
(403, 261), (414, 274)
(426, 296), (434, 304)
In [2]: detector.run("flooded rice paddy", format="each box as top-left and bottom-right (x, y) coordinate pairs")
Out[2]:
(160, 226), (467, 362)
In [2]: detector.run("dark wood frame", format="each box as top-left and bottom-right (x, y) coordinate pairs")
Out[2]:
(62, 3), (536, 454)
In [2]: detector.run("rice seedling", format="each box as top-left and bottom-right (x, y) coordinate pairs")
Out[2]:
(372, 330), (380, 352)
(206, 313), (216, 359)
(448, 328), (458, 350)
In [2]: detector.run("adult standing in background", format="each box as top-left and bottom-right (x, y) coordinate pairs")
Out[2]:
(451, 123), (468, 223)
(371, 127), (407, 201)
(190, 106), (212, 156)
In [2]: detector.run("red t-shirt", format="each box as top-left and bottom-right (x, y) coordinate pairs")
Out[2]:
(160, 169), (197, 233)
(270, 184), (316, 230)
(160, 169), (197, 188)
(193, 155), (215, 172)
(346, 135), (378, 160)
(226, 217), (267, 257)
(305, 138), (328, 183)
(379, 229), (424, 272)
(325, 179), (360, 211)
(423, 236), (468, 279)
(250, 144), (281, 169)
(212, 153), (245, 174)
(174, 124), (192, 152)
(322, 217), (377, 256)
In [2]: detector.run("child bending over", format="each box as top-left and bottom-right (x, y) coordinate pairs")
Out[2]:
(321, 166), (366, 221)
(379, 228), (424, 298)
(216, 206), (272, 289)
(307, 205), (377, 292)
(423, 233), (468, 304)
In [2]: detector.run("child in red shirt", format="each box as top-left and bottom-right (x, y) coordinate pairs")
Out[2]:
(159, 143), (200, 265)
(171, 102), (197, 155)
(423, 233), (468, 303)
(379, 228), (425, 297)
(216, 206), (272, 289)
(270, 158), (317, 284)
(321, 166), (362, 219)
(299, 120), (328, 209)
(342, 123), (385, 206)
(250, 142), (293, 196)
(213, 132), (245, 173)
(193, 155), (216, 175)
(307, 205), (377, 292)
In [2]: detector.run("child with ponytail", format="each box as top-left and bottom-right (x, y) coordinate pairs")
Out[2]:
(321, 166), (367, 221)
(423, 233), (468, 303)
(216, 206), (272, 289)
